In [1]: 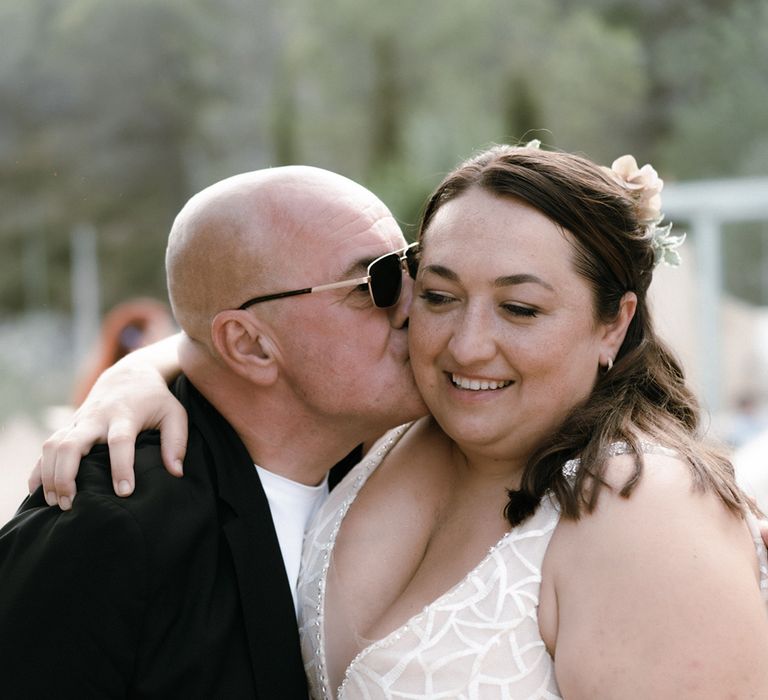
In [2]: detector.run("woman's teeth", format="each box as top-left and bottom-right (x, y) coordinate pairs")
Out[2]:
(451, 374), (512, 391)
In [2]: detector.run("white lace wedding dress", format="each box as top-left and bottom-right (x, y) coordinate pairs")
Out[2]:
(298, 425), (768, 700)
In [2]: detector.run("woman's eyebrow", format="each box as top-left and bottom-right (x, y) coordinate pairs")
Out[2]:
(494, 273), (554, 291)
(421, 264), (459, 281)
(423, 265), (555, 292)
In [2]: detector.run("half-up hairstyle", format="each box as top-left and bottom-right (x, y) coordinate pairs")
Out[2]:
(418, 144), (748, 527)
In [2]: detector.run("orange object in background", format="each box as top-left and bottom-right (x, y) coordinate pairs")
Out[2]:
(71, 298), (176, 407)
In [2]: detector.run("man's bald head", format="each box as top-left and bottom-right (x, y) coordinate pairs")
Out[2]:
(166, 165), (393, 344)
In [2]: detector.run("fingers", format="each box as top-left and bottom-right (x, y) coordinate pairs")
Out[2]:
(40, 426), (90, 510)
(28, 456), (43, 493)
(159, 398), (188, 478)
(106, 420), (139, 497)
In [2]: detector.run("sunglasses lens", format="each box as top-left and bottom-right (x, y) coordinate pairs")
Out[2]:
(404, 244), (419, 280)
(369, 252), (403, 307)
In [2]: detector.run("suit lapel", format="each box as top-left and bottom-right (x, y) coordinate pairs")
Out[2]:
(222, 512), (308, 698)
(180, 378), (308, 699)
(328, 443), (362, 490)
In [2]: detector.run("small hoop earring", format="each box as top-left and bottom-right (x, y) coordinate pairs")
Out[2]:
(605, 357), (614, 372)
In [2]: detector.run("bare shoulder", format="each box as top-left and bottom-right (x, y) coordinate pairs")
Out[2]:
(575, 448), (750, 537)
(599, 445), (696, 496)
(544, 449), (768, 699)
(550, 449), (760, 593)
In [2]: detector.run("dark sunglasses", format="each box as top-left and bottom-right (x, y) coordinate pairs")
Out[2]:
(237, 242), (420, 310)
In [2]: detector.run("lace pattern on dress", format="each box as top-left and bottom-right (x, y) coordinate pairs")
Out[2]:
(298, 424), (562, 700)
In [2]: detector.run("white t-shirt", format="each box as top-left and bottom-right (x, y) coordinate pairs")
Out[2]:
(255, 465), (329, 613)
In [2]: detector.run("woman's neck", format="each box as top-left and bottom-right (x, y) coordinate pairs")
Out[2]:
(447, 438), (528, 492)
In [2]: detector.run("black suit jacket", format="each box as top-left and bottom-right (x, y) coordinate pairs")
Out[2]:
(0, 376), (354, 699)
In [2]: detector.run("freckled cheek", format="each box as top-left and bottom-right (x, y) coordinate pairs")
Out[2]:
(409, 343), (440, 388)
(408, 312), (450, 358)
(501, 329), (581, 392)
(529, 343), (599, 407)
(497, 333), (545, 373)
(408, 324), (449, 390)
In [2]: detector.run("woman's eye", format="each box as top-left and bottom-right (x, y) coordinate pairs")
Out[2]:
(503, 304), (538, 318)
(419, 290), (455, 306)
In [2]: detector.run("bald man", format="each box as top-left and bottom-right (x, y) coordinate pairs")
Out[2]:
(0, 167), (425, 699)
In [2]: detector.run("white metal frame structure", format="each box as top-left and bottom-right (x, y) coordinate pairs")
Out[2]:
(663, 177), (768, 413)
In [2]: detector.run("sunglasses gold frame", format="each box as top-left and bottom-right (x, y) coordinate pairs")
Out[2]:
(237, 242), (419, 310)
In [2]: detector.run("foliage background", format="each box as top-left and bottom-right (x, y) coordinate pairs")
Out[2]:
(1, 0), (767, 421)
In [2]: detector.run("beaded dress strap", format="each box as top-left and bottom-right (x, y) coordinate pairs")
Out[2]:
(562, 441), (676, 478)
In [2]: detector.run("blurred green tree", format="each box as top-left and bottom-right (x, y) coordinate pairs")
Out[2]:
(1, 0), (766, 312)
(0, 0), (215, 312)
(284, 0), (648, 233)
(657, 0), (768, 179)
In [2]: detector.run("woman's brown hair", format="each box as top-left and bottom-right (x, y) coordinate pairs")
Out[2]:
(418, 144), (748, 526)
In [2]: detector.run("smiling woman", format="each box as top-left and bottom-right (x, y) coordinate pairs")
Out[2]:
(299, 144), (768, 699)
(410, 188), (624, 472)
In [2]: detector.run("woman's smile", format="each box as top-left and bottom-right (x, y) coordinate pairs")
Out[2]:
(449, 373), (513, 391)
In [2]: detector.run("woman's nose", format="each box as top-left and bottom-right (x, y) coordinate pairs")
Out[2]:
(447, 307), (497, 366)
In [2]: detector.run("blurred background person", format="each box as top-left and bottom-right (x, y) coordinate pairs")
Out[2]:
(71, 297), (176, 406)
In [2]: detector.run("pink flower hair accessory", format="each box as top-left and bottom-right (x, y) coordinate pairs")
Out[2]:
(602, 154), (686, 268)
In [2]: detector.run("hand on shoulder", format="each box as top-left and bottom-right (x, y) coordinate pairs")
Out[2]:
(28, 334), (188, 510)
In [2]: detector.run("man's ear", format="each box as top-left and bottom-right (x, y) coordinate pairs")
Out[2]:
(600, 291), (637, 365)
(210, 310), (278, 385)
